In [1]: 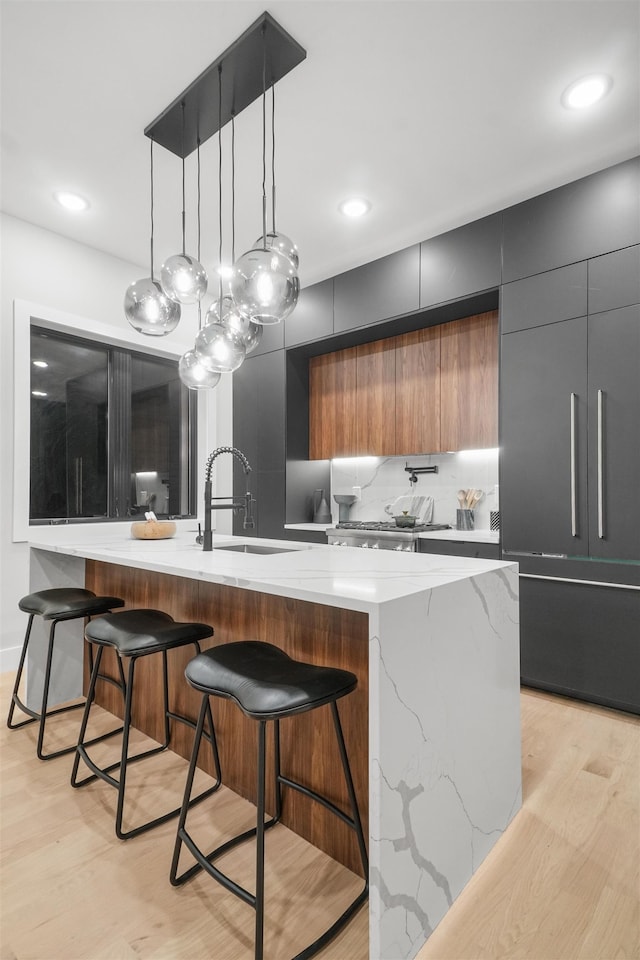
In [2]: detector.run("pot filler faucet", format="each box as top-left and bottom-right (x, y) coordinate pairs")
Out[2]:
(202, 446), (255, 551)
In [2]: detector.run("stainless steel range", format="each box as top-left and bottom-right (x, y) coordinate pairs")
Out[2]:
(327, 520), (451, 552)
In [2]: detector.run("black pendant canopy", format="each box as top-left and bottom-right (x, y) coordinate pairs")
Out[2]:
(144, 12), (306, 158)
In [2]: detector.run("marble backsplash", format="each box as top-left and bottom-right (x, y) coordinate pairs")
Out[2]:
(330, 449), (499, 530)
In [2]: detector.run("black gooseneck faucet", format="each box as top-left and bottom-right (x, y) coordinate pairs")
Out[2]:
(202, 446), (254, 551)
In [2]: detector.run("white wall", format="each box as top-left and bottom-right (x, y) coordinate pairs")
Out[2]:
(0, 213), (233, 670)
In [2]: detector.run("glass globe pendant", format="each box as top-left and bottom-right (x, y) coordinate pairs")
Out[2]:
(160, 253), (207, 305)
(125, 277), (181, 337)
(252, 231), (299, 269)
(206, 295), (263, 355)
(195, 315), (246, 373)
(179, 348), (221, 390)
(125, 140), (182, 337)
(230, 246), (299, 325)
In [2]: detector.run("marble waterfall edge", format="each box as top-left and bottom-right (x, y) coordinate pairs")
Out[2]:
(368, 565), (521, 959)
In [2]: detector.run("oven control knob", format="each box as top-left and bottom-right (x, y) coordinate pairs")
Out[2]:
(361, 542), (370, 548)
(394, 545), (403, 551)
(404, 546), (412, 552)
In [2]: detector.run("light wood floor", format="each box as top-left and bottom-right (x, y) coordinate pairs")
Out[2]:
(1, 673), (638, 960)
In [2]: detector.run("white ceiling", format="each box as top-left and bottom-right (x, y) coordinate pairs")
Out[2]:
(2, 1), (639, 290)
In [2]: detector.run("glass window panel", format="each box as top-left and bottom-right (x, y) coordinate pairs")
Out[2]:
(30, 328), (108, 520)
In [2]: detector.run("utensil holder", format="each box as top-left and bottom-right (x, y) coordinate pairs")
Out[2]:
(456, 509), (474, 531)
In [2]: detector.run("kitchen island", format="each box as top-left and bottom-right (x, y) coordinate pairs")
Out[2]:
(26, 525), (521, 960)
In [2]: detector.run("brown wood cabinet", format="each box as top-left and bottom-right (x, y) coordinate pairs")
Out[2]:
(308, 310), (498, 458)
(440, 311), (499, 450)
(395, 325), (441, 455)
(308, 347), (357, 459)
(356, 339), (396, 455)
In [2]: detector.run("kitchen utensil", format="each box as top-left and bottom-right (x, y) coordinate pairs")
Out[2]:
(333, 494), (357, 522)
(385, 495), (433, 523)
(394, 512), (416, 528)
(457, 490), (466, 507)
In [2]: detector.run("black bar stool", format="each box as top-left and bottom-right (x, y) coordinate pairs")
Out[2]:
(7, 587), (125, 760)
(71, 608), (221, 840)
(170, 640), (369, 960)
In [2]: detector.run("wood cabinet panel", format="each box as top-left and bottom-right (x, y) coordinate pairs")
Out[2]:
(308, 347), (357, 458)
(85, 560), (369, 876)
(356, 339), (396, 455)
(395, 326), (441, 454)
(440, 310), (498, 451)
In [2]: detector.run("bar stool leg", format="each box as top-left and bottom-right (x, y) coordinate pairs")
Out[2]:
(255, 720), (267, 960)
(7, 614), (36, 730)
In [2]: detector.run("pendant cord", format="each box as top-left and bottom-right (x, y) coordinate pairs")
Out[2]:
(218, 65), (223, 306)
(149, 139), (155, 281)
(180, 101), (186, 256)
(261, 24), (267, 249)
(231, 114), (236, 263)
(197, 138), (202, 330)
(271, 82), (276, 235)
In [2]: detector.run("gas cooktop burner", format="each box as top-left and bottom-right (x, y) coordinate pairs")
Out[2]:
(335, 521), (451, 533)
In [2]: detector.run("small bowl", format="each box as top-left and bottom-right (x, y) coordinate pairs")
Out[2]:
(130, 520), (176, 540)
(394, 514), (416, 528)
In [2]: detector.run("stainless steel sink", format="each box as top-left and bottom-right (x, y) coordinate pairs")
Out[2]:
(214, 543), (300, 555)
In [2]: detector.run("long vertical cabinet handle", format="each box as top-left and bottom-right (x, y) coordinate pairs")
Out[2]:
(570, 393), (578, 537)
(597, 389), (605, 539)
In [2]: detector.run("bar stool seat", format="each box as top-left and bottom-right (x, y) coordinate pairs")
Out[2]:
(71, 609), (221, 840)
(170, 640), (369, 960)
(7, 587), (125, 760)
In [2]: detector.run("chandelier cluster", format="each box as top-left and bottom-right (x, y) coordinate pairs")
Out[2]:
(123, 13), (305, 390)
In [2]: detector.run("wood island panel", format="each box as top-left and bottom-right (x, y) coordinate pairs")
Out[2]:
(85, 560), (369, 876)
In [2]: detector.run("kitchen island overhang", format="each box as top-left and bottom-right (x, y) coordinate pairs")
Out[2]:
(25, 527), (521, 960)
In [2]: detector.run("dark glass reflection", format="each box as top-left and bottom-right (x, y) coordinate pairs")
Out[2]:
(30, 329), (108, 519)
(130, 356), (185, 518)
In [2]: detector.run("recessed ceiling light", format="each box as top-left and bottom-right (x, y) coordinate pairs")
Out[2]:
(31, 390), (48, 398)
(339, 198), (371, 218)
(561, 74), (612, 110)
(32, 359), (49, 368)
(54, 191), (90, 212)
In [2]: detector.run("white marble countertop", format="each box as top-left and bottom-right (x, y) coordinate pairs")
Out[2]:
(28, 526), (513, 614)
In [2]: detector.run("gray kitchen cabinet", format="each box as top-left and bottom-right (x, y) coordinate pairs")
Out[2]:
(417, 539), (500, 560)
(501, 304), (640, 562)
(333, 245), (420, 334)
(419, 213), (502, 309)
(502, 156), (640, 283)
(500, 316), (589, 557)
(232, 349), (286, 537)
(500, 262), (587, 334)
(588, 244), (640, 315)
(285, 278), (334, 347)
(586, 304), (640, 561)
(249, 317), (285, 357)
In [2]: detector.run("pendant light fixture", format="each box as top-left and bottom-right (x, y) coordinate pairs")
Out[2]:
(125, 139), (181, 336)
(160, 102), (208, 305)
(179, 142), (221, 390)
(130, 12), (306, 356)
(229, 26), (299, 326)
(251, 83), (299, 268)
(195, 65), (247, 375)
(204, 114), (263, 356)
